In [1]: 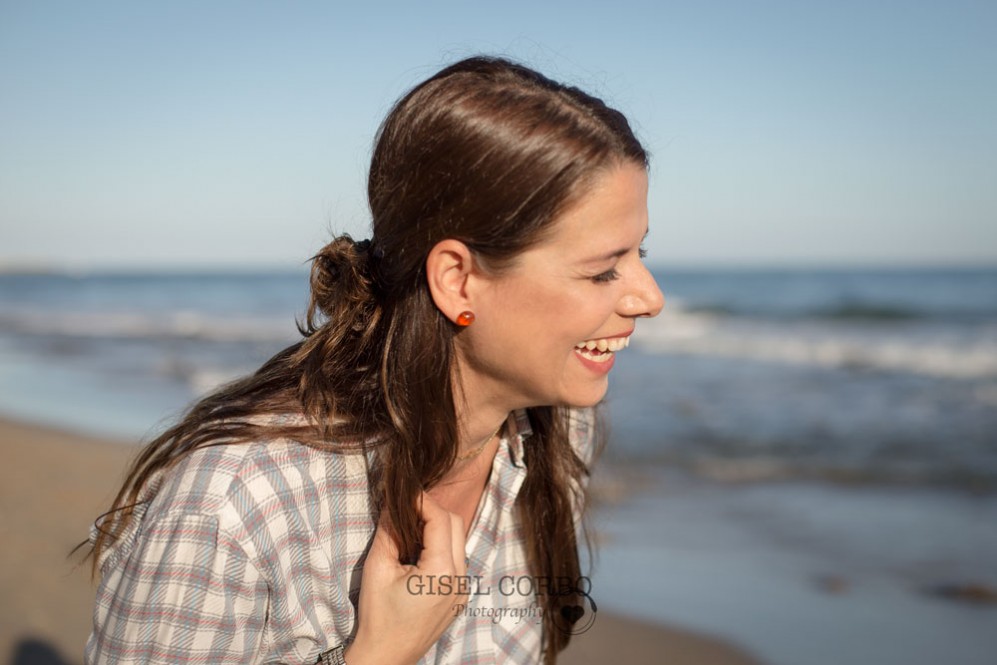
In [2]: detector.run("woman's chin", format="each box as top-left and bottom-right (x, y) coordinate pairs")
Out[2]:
(557, 381), (610, 409)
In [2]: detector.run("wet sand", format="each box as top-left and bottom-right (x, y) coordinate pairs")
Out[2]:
(0, 416), (763, 664)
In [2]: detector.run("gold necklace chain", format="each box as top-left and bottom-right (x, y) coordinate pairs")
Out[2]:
(456, 421), (504, 462)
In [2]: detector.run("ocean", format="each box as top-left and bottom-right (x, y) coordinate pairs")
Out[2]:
(2, 267), (995, 664)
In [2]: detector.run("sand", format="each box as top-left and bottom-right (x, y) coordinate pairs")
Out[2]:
(0, 416), (764, 665)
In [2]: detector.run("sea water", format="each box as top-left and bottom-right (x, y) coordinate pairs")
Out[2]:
(2, 267), (995, 664)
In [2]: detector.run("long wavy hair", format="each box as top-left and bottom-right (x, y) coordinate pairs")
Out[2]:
(83, 55), (647, 663)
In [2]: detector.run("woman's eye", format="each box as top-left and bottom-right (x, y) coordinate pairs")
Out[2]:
(591, 268), (620, 283)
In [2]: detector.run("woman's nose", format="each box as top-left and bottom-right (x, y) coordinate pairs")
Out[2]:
(620, 264), (665, 318)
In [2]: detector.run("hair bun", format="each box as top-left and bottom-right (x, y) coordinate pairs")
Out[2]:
(304, 235), (378, 329)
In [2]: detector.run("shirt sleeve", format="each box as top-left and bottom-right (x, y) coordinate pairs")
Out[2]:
(86, 513), (270, 664)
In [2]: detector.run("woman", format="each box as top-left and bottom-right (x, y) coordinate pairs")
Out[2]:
(83, 56), (664, 664)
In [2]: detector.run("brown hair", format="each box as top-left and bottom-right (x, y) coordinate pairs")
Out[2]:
(84, 55), (647, 662)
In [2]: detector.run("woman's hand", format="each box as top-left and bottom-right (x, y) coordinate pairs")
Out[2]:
(344, 492), (469, 665)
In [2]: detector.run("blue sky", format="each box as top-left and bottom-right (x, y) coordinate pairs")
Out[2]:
(1, 0), (994, 269)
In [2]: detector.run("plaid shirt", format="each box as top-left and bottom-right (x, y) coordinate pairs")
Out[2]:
(86, 408), (593, 664)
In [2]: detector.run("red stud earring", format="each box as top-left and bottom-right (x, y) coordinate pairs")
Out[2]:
(455, 311), (475, 327)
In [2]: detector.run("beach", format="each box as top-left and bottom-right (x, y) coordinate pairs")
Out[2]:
(0, 416), (764, 665)
(3, 267), (996, 665)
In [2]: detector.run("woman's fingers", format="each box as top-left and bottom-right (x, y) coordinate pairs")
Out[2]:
(346, 493), (470, 663)
(449, 511), (467, 576)
(416, 492), (466, 575)
(360, 517), (397, 585)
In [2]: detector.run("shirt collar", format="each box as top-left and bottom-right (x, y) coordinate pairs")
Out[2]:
(505, 408), (532, 468)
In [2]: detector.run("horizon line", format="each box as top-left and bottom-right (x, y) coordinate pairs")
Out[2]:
(2, 258), (997, 276)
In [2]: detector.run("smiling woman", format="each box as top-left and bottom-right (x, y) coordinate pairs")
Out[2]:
(80, 56), (663, 665)
(447, 164), (662, 411)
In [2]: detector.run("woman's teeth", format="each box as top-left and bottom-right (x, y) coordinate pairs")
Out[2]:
(574, 336), (629, 361)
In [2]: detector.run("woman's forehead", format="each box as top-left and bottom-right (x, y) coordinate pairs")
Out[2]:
(534, 164), (649, 259)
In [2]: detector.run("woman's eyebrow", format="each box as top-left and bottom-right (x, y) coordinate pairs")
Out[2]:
(578, 229), (649, 264)
(580, 247), (630, 264)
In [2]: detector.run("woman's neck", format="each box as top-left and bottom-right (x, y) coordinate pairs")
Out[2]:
(445, 413), (503, 476)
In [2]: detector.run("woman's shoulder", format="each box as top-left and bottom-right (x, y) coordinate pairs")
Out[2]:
(93, 430), (378, 576)
(142, 433), (375, 527)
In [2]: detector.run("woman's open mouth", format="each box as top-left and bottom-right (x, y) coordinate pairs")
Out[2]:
(574, 336), (630, 363)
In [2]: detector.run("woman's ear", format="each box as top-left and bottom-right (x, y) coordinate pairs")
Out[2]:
(425, 239), (475, 323)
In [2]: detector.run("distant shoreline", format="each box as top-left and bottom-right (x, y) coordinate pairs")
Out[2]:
(2, 262), (996, 276)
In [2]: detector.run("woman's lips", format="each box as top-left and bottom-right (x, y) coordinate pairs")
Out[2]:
(574, 335), (630, 356)
(573, 331), (633, 372)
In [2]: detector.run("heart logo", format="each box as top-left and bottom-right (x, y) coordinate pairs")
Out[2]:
(550, 583), (598, 635)
(560, 604), (585, 625)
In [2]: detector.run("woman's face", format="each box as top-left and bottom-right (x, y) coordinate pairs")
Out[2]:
(456, 163), (664, 411)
